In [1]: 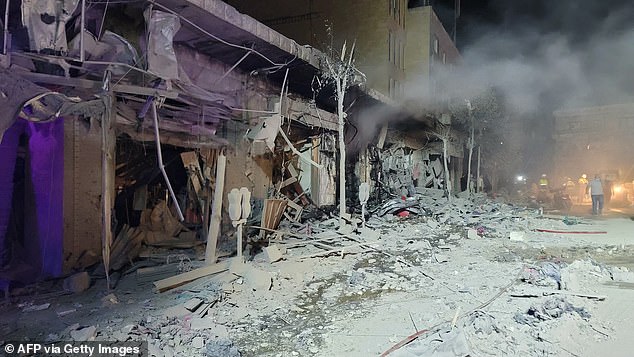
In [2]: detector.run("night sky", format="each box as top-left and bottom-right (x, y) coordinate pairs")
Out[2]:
(457, 0), (634, 50)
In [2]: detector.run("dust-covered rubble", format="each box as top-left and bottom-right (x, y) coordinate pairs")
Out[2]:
(3, 194), (633, 357)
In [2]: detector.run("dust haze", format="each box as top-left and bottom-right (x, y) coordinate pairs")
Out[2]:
(397, 0), (634, 181)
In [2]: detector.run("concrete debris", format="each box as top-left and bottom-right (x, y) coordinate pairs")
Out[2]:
(263, 244), (284, 263)
(6, 187), (630, 357)
(70, 325), (97, 342)
(183, 298), (204, 312)
(540, 262), (562, 289)
(509, 231), (525, 241)
(514, 297), (591, 326)
(101, 293), (119, 306)
(192, 336), (205, 349)
(63, 272), (91, 293)
(433, 253), (449, 263)
(244, 267), (273, 291)
(466, 311), (502, 336)
(56, 308), (77, 317)
(393, 328), (471, 357)
(205, 339), (241, 357)
(21, 303), (50, 312)
(610, 268), (634, 283)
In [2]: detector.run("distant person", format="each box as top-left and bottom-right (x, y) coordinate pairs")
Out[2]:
(578, 174), (588, 203)
(564, 177), (575, 189)
(586, 174), (604, 215)
(603, 177), (613, 205)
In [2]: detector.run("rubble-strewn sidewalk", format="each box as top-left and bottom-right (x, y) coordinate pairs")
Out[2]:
(2, 194), (634, 357)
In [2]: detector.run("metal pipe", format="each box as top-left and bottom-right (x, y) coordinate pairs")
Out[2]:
(152, 102), (185, 221)
(213, 50), (251, 86)
(80, 0), (85, 61)
(229, 107), (277, 114)
(3, 0), (9, 54)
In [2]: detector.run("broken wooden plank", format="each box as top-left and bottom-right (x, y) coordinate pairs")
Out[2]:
(205, 151), (226, 264)
(153, 260), (230, 292)
(297, 241), (379, 260)
(548, 290), (602, 299)
(260, 199), (288, 232)
(20, 71), (179, 99)
(511, 290), (607, 301)
(285, 200), (303, 221)
(136, 263), (182, 283)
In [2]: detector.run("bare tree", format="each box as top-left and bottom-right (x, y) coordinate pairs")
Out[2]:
(450, 88), (504, 194)
(321, 41), (357, 223)
(430, 123), (453, 200)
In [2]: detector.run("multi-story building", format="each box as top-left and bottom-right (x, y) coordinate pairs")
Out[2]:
(552, 103), (634, 183)
(227, 0), (459, 102)
(404, 4), (460, 106)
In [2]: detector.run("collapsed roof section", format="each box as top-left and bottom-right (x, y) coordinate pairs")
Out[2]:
(0, 67), (105, 141)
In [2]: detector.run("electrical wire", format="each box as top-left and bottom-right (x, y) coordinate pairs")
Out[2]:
(149, 1), (297, 69)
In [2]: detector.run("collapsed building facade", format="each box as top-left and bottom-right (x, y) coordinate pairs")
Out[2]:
(0, 0), (467, 289)
(227, 0), (466, 197)
(0, 0), (347, 284)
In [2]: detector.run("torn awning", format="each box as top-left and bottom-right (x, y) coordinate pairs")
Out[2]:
(0, 68), (106, 141)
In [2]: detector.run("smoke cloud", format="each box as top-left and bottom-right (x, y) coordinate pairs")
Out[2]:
(397, 0), (634, 181)
(430, 0), (634, 114)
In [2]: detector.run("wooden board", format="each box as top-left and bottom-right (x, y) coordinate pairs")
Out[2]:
(154, 261), (230, 293)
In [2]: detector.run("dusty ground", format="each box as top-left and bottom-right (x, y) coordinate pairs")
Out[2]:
(1, 196), (634, 357)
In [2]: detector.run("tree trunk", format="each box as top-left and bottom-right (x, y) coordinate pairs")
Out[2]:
(476, 144), (481, 192)
(442, 137), (451, 200)
(466, 123), (474, 194)
(337, 80), (347, 223)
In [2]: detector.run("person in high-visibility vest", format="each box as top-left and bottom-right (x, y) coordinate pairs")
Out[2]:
(539, 174), (549, 188)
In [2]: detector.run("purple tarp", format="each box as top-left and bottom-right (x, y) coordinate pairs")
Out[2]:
(0, 117), (64, 280)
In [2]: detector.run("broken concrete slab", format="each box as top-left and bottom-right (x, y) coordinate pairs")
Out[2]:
(427, 219), (439, 229)
(162, 305), (191, 319)
(263, 244), (284, 263)
(183, 298), (204, 312)
(101, 293), (119, 306)
(70, 326), (97, 342)
(337, 223), (355, 235)
(192, 336), (205, 349)
(229, 259), (249, 276)
(63, 272), (91, 293)
(244, 268), (273, 291)
(467, 228), (479, 239)
(433, 253), (449, 263)
(359, 226), (380, 241)
(190, 318), (230, 338)
(21, 303), (50, 312)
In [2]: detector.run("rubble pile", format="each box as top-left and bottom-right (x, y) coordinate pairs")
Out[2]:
(2, 192), (633, 357)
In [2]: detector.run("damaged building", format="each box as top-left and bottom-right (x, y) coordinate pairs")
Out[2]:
(0, 0), (363, 286)
(227, 0), (466, 202)
(0, 0), (470, 287)
(2, 1), (634, 357)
